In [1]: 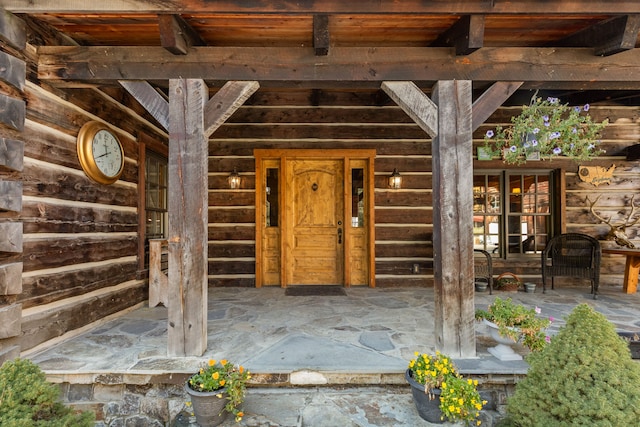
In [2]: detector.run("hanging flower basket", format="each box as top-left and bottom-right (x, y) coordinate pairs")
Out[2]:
(483, 95), (608, 165)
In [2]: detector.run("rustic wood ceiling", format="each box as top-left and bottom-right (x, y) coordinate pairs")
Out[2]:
(4, 1), (640, 103)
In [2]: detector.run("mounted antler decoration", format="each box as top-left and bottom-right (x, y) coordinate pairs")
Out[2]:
(586, 195), (640, 248)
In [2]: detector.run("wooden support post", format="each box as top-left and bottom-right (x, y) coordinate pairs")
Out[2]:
(149, 239), (168, 307)
(167, 78), (209, 357)
(431, 80), (475, 358)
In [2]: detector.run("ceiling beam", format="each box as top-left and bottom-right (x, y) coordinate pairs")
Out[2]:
(430, 15), (484, 55)
(37, 46), (640, 89)
(158, 14), (205, 55)
(557, 14), (640, 56)
(313, 14), (329, 56)
(5, 1), (640, 14)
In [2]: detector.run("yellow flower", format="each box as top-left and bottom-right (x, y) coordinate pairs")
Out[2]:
(221, 359), (228, 366)
(212, 372), (220, 380)
(441, 382), (447, 389)
(208, 359), (216, 366)
(220, 379), (226, 386)
(449, 405), (455, 412)
(239, 366), (244, 373)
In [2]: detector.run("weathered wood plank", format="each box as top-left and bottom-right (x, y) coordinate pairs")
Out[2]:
(375, 226), (431, 242)
(21, 202), (137, 234)
(37, 46), (640, 89)
(208, 225), (255, 241)
(208, 243), (255, 258)
(431, 80), (475, 357)
(0, 180), (22, 212)
(168, 78), (208, 357)
(19, 282), (146, 352)
(119, 80), (169, 131)
(149, 239), (168, 307)
(0, 137), (23, 171)
(203, 81), (259, 137)
(0, 93), (25, 131)
(19, 261), (137, 308)
(0, 51), (25, 91)
(0, 303), (21, 339)
(381, 81), (437, 137)
(471, 81), (523, 132)
(0, 8), (26, 50)
(158, 14), (203, 55)
(430, 15), (484, 55)
(6, 1), (640, 14)
(0, 222), (22, 253)
(0, 262), (22, 295)
(22, 236), (137, 271)
(313, 14), (329, 56)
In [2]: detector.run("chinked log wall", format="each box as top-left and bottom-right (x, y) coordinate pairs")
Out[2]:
(208, 89), (640, 289)
(0, 11), (169, 354)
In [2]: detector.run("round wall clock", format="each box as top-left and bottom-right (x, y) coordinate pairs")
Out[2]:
(76, 121), (124, 185)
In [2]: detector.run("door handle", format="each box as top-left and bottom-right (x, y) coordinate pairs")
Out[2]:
(337, 228), (342, 244)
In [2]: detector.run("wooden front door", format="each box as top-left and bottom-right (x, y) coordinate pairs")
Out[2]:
(285, 159), (344, 285)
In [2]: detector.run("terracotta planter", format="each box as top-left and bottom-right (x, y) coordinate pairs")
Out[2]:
(184, 382), (229, 427)
(405, 369), (444, 424)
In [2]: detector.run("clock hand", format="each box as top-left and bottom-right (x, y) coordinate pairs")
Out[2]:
(95, 151), (112, 159)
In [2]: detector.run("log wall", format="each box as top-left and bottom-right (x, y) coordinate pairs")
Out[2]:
(208, 89), (640, 289)
(0, 18), (168, 354)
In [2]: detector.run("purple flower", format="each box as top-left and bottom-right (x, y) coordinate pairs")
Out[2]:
(549, 131), (561, 140)
(572, 127), (578, 134)
(588, 144), (595, 150)
(486, 130), (494, 138)
(553, 147), (562, 155)
(545, 336), (551, 343)
(535, 306), (541, 314)
(584, 104), (590, 111)
(531, 139), (538, 146)
(510, 145), (518, 152)
(549, 316), (555, 322)
(533, 128), (540, 134)
(543, 115), (550, 122)
(574, 106), (581, 112)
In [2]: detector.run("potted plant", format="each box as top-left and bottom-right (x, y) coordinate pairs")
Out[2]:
(475, 297), (551, 360)
(185, 359), (251, 426)
(405, 351), (485, 425)
(483, 95), (608, 165)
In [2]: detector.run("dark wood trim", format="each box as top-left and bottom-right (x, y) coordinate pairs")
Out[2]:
(158, 14), (205, 55)
(557, 14), (640, 56)
(38, 47), (640, 89)
(430, 15), (484, 55)
(7, 1), (640, 14)
(313, 14), (329, 56)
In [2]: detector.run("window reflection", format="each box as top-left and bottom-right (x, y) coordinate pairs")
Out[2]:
(266, 168), (279, 227)
(351, 169), (364, 227)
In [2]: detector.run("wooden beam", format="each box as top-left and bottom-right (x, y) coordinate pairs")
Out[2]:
(557, 15), (640, 56)
(430, 15), (484, 55)
(37, 46), (640, 89)
(0, 304), (21, 339)
(203, 81), (260, 137)
(431, 80), (475, 358)
(0, 138), (24, 171)
(0, 8), (26, 50)
(0, 180), (22, 212)
(158, 14), (205, 55)
(167, 78), (208, 357)
(6, 1), (640, 14)
(313, 14), (330, 56)
(0, 94), (25, 131)
(0, 51), (25, 91)
(471, 81), (523, 132)
(119, 80), (169, 131)
(381, 81), (437, 138)
(0, 262), (22, 295)
(0, 222), (22, 253)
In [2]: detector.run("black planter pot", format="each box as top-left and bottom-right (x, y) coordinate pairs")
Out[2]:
(618, 332), (640, 359)
(405, 369), (444, 424)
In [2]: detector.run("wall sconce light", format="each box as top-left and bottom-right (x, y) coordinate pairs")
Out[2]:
(388, 168), (402, 189)
(228, 168), (241, 189)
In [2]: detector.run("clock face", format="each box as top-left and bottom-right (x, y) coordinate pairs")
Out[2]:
(77, 121), (125, 185)
(92, 129), (123, 178)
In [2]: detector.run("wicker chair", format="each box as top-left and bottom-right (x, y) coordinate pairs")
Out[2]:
(474, 249), (493, 294)
(541, 233), (601, 299)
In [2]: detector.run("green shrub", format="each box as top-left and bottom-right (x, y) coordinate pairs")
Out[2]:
(506, 304), (640, 426)
(0, 358), (94, 427)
